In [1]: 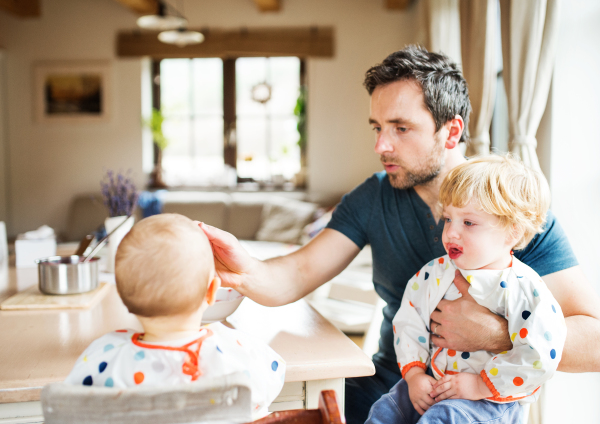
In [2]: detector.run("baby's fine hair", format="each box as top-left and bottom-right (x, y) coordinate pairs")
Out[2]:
(115, 213), (213, 317)
(439, 155), (550, 250)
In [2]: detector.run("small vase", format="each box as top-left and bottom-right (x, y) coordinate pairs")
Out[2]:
(104, 215), (134, 273)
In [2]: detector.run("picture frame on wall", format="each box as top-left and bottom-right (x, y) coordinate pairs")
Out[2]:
(33, 61), (112, 123)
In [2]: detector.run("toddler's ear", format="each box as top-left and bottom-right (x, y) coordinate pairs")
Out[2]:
(205, 276), (221, 306)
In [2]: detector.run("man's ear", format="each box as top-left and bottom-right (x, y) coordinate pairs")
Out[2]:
(444, 115), (465, 150)
(205, 276), (221, 306)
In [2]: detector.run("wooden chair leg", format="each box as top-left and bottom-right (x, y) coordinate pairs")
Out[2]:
(249, 390), (345, 424)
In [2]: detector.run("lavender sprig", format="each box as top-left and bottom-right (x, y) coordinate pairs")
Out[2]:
(101, 170), (139, 217)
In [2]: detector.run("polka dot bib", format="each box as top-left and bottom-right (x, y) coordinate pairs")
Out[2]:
(392, 254), (567, 404)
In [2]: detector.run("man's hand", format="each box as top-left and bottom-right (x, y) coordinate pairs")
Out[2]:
(197, 222), (257, 292)
(429, 373), (492, 402)
(404, 368), (437, 415)
(430, 270), (512, 353)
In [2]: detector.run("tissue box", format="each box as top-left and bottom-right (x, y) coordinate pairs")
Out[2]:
(15, 238), (57, 268)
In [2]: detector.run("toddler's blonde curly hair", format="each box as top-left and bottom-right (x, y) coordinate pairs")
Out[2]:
(439, 155), (550, 250)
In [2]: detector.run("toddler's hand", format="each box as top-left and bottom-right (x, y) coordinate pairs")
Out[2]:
(404, 369), (437, 415)
(429, 373), (492, 402)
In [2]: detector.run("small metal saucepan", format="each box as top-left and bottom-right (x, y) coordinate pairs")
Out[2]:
(36, 255), (100, 295)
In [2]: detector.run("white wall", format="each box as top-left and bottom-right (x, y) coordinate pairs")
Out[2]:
(0, 0), (420, 237)
(536, 1), (600, 423)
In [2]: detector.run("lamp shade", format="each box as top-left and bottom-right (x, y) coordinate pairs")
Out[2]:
(136, 14), (187, 30)
(158, 29), (204, 47)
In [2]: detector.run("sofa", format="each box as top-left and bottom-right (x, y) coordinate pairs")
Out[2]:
(63, 191), (322, 245)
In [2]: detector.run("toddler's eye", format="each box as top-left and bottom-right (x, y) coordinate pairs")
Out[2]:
(444, 217), (451, 223)
(464, 220), (474, 226)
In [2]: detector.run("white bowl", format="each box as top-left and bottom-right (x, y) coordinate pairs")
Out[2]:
(201, 288), (245, 323)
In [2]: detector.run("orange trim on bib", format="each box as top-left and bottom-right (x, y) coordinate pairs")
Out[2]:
(401, 361), (427, 378)
(430, 347), (445, 377)
(132, 328), (213, 381)
(480, 370), (540, 403)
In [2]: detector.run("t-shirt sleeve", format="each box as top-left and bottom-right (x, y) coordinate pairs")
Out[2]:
(325, 174), (380, 249)
(514, 210), (578, 277)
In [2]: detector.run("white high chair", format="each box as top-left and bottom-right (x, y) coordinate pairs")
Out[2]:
(41, 372), (253, 424)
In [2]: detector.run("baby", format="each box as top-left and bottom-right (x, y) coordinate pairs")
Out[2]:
(65, 213), (285, 417)
(366, 156), (567, 424)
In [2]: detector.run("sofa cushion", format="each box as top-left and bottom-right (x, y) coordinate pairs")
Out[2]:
(255, 197), (318, 244)
(161, 192), (230, 230)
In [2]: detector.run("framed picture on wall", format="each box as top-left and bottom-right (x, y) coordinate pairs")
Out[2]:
(33, 61), (112, 123)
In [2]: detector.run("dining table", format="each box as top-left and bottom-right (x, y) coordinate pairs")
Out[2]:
(0, 245), (375, 423)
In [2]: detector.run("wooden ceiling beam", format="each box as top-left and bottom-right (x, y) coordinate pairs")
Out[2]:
(117, 27), (334, 59)
(113, 0), (159, 15)
(0, 0), (40, 17)
(386, 0), (413, 10)
(253, 0), (280, 12)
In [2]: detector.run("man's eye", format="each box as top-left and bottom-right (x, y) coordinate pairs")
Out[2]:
(372, 127), (381, 133)
(397, 127), (407, 133)
(464, 221), (474, 226)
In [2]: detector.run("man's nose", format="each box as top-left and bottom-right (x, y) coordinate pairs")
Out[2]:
(374, 132), (393, 155)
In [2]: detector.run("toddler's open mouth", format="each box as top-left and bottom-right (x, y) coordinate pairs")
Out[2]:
(447, 244), (463, 259)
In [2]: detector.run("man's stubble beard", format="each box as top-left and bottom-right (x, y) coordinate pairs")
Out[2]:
(384, 139), (446, 190)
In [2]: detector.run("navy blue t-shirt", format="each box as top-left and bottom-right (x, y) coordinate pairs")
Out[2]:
(326, 171), (578, 373)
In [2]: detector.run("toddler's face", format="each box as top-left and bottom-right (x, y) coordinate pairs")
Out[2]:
(442, 202), (514, 270)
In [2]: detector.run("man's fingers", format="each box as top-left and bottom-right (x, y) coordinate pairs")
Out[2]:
(453, 270), (474, 300)
(198, 222), (238, 248)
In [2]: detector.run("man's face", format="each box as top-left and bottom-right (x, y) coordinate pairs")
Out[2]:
(369, 79), (446, 189)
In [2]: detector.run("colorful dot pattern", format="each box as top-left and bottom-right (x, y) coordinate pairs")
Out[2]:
(65, 322), (286, 416)
(392, 254), (567, 403)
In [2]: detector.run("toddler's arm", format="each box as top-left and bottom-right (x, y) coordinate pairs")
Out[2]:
(479, 272), (567, 401)
(392, 269), (432, 378)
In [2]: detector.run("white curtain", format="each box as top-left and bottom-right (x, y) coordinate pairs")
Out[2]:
(460, 0), (497, 157)
(500, 0), (561, 171)
(422, 0), (462, 66)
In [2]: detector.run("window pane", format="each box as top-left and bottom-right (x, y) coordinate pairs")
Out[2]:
(161, 58), (225, 186)
(161, 59), (191, 116)
(236, 57), (300, 181)
(236, 57), (269, 117)
(192, 58), (223, 115)
(193, 117), (224, 157)
(268, 57), (300, 115)
(162, 116), (190, 157)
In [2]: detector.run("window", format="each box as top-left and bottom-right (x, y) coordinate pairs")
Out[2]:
(158, 57), (303, 187)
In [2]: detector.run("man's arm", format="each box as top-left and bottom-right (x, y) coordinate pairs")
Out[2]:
(199, 224), (361, 307)
(430, 266), (600, 372)
(542, 266), (600, 372)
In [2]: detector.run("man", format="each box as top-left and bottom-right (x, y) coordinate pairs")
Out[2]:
(199, 46), (600, 423)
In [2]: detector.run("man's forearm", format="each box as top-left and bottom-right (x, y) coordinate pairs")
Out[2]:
(244, 253), (315, 307)
(239, 229), (361, 307)
(558, 315), (600, 372)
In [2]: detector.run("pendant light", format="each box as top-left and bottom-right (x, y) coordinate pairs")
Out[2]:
(158, 27), (205, 47)
(136, 1), (187, 31)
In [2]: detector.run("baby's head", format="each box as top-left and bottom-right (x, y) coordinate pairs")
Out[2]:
(439, 155), (550, 270)
(115, 213), (217, 318)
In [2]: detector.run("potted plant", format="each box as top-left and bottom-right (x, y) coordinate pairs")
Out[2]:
(145, 108), (169, 188)
(101, 170), (138, 273)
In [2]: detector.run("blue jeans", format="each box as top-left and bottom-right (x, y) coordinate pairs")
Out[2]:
(345, 359), (402, 424)
(365, 377), (522, 424)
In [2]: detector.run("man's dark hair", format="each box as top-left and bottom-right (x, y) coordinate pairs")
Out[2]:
(364, 45), (471, 142)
